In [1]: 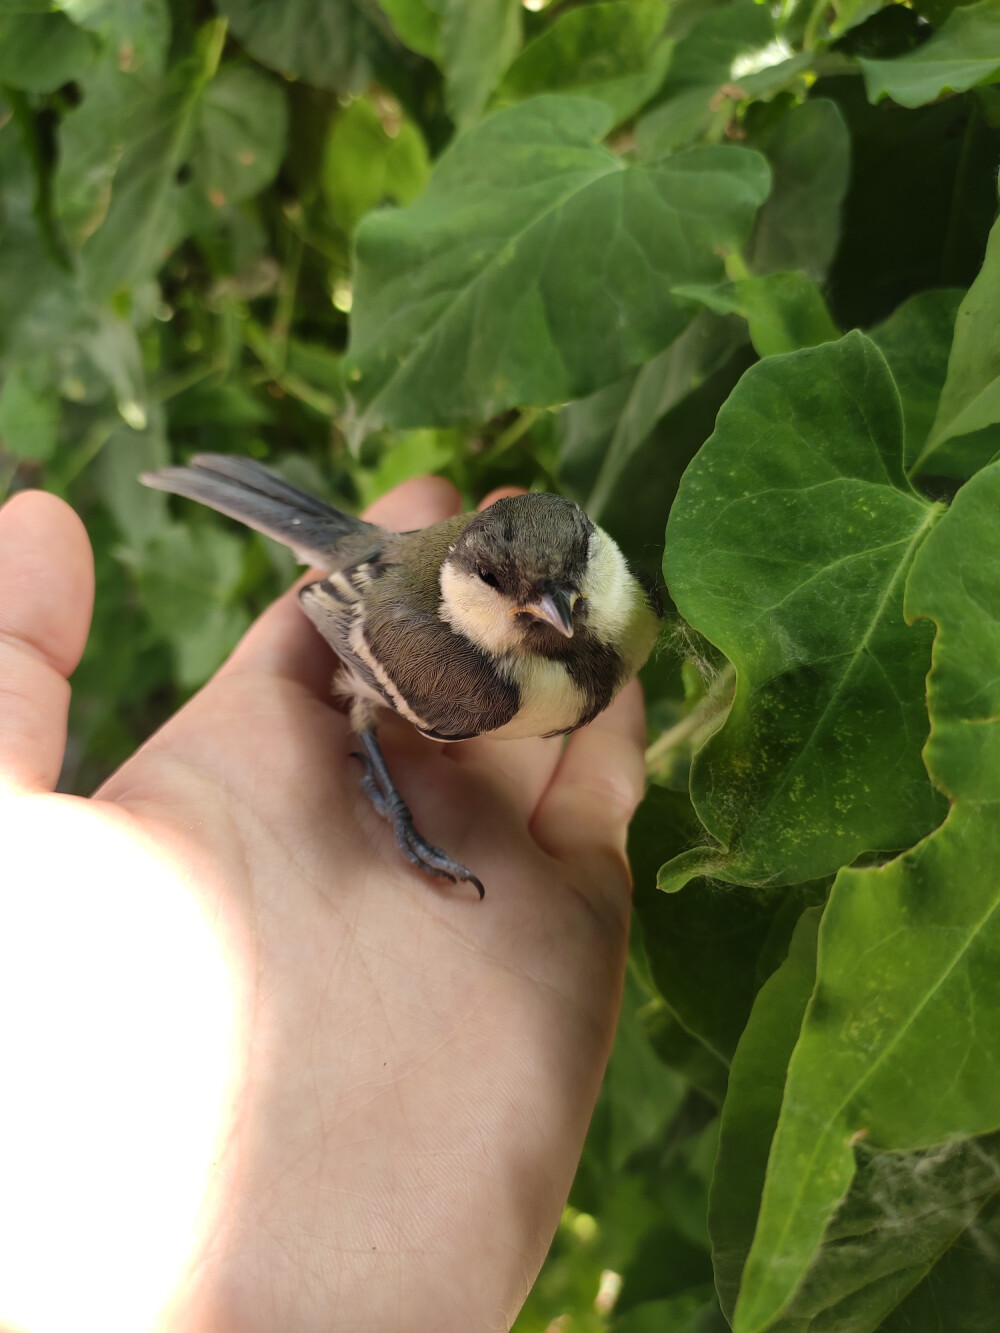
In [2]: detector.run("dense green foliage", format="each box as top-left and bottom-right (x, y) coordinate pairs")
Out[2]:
(3, 0), (1000, 1326)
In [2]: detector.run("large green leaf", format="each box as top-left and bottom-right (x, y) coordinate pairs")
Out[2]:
(376, 0), (442, 59)
(630, 786), (821, 1063)
(0, 12), (98, 92)
(57, 0), (170, 73)
(661, 332), (945, 894)
(570, 310), (747, 520)
(747, 99), (851, 282)
(214, 0), (383, 92)
(495, 0), (673, 126)
(859, 0), (1000, 107)
(321, 94), (429, 234)
(635, 1), (774, 157)
(914, 214), (1000, 478)
(709, 907), (821, 1319)
(55, 56), (287, 293)
(868, 288), (966, 473)
(734, 462), (1000, 1332)
(441, 0), (521, 127)
(674, 273), (839, 359)
(346, 95), (769, 435)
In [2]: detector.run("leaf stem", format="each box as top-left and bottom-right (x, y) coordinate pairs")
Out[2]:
(645, 663), (736, 773)
(1, 84), (72, 273)
(490, 407), (541, 459)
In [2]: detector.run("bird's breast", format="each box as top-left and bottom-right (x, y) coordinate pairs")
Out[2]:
(484, 654), (588, 740)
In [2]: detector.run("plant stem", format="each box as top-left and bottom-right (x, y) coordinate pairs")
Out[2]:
(490, 407), (541, 459)
(645, 663), (736, 773)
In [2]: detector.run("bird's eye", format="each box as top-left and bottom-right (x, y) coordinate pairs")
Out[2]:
(477, 566), (499, 589)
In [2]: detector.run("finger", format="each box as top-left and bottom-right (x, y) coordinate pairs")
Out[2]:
(448, 484), (562, 817)
(530, 681), (646, 889)
(364, 475), (462, 530)
(0, 491), (94, 795)
(479, 485), (527, 508)
(217, 476), (463, 691)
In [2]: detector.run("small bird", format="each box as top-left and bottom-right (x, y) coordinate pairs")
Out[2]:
(141, 455), (661, 897)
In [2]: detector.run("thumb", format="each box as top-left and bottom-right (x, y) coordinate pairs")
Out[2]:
(0, 491), (94, 795)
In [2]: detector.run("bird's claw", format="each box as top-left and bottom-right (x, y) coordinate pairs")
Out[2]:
(349, 747), (485, 899)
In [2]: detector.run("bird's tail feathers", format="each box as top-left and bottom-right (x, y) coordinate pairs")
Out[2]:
(140, 454), (377, 566)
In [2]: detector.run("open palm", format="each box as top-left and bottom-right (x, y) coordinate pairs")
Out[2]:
(0, 476), (645, 1333)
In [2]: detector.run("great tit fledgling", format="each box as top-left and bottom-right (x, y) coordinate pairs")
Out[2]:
(141, 455), (661, 896)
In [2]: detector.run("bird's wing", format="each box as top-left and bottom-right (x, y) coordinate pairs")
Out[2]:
(301, 523), (521, 740)
(140, 454), (381, 567)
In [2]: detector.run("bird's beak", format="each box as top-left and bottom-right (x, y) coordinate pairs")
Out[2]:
(522, 588), (577, 638)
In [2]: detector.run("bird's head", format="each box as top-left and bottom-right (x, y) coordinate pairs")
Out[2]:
(439, 493), (631, 656)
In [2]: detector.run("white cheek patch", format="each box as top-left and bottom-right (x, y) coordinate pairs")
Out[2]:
(580, 527), (637, 646)
(439, 561), (522, 654)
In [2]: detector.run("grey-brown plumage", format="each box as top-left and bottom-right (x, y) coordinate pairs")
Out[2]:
(141, 454), (661, 897)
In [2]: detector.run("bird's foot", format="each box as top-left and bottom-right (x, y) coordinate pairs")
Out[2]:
(350, 738), (485, 899)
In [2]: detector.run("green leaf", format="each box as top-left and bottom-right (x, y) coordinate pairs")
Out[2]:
(869, 288), (967, 473)
(576, 310), (748, 520)
(346, 95), (769, 435)
(440, 0), (521, 128)
(214, 0), (383, 92)
(880, 1186), (1000, 1332)
(0, 12), (98, 92)
(634, 1), (774, 157)
(0, 362), (58, 460)
(376, 0), (442, 59)
(734, 461), (1000, 1332)
(630, 785), (820, 1062)
(915, 214), (1000, 477)
(674, 272), (839, 359)
(55, 56), (287, 293)
(495, 0), (673, 126)
(859, 0), (1000, 108)
(322, 94), (429, 234)
(709, 907), (821, 1320)
(354, 427), (454, 507)
(57, 0), (170, 73)
(94, 405), (170, 553)
(661, 332), (945, 894)
(748, 99), (851, 282)
(131, 520), (251, 687)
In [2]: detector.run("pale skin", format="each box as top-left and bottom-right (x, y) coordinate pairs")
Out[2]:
(0, 476), (646, 1333)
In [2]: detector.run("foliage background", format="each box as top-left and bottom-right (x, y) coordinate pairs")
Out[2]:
(3, 0), (1000, 1327)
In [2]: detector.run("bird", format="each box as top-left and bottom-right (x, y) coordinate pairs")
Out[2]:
(140, 454), (661, 898)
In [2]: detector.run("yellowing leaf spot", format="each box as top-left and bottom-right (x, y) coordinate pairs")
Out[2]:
(238, 150), (256, 167)
(209, 189), (227, 208)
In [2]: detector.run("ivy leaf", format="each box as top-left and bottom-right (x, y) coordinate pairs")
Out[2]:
(661, 332), (945, 894)
(214, 0), (384, 92)
(57, 0), (171, 73)
(321, 94), (429, 234)
(0, 12), (99, 92)
(376, 0), (442, 60)
(734, 461), (1000, 1332)
(441, 0), (521, 128)
(346, 95), (769, 435)
(130, 521), (251, 688)
(747, 99), (851, 282)
(0, 361), (59, 460)
(914, 214), (1000, 478)
(859, 0), (1000, 108)
(709, 907), (821, 1320)
(674, 273), (839, 359)
(55, 56), (287, 293)
(869, 287), (967, 473)
(635, 1), (774, 157)
(494, 0), (673, 126)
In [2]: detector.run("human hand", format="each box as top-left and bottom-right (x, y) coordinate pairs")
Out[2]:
(0, 477), (646, 1333)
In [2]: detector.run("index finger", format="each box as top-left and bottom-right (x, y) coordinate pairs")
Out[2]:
(530, 681), (646, 893)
